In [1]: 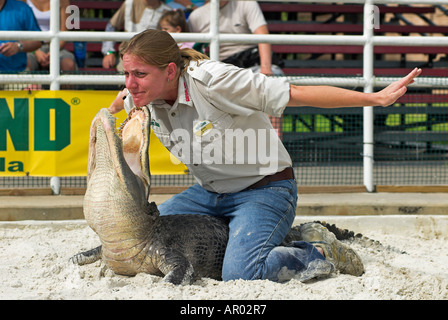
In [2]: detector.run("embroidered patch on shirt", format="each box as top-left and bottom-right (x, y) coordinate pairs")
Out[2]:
(193, 120), (213, 137)
(151, 119), (160, 127)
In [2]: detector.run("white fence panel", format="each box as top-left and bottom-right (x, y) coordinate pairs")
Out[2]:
(0, 0), (446, 192)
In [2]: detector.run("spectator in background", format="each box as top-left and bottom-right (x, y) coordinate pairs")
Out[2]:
(102, 0), (171, 70)
(0, 0), (42, 72)
(21, 0), (77, 73)
(188, 1), (283, 76)
(158, 9), (194, 49)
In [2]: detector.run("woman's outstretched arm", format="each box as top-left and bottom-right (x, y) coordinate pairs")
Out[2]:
(287, 68), (422, 108)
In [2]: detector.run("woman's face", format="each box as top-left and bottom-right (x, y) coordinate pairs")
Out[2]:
(122, 53), (169, 107)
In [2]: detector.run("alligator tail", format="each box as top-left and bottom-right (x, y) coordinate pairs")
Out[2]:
(283, 221), (406, 255)
(315, 221), (406, 255)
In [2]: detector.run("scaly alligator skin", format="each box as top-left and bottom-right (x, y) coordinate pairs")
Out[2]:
(71, 107), (367, 284)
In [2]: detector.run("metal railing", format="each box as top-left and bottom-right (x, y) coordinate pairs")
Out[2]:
(1, 0), (447, 193)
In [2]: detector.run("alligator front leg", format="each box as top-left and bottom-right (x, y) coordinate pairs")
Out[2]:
(70, 245), (102, 265)
(152, 247), (194, 285)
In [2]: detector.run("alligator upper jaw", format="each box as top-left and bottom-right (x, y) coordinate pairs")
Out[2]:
(87, 107), (151, 200)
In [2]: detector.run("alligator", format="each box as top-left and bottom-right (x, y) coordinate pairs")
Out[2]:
(70, 106), (365, 285)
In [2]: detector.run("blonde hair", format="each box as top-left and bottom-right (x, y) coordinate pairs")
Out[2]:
(119, 29), (209, 76)
(158, 9), (189, 32)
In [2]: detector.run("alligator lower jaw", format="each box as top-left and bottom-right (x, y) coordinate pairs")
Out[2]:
(100, 239), (151, 275)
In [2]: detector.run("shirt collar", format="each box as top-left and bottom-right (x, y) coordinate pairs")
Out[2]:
(177, 76), (194, 107)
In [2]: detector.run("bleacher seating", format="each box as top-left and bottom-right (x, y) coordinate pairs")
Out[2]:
(259, 3), (436, 15)
(67, 1), (447, 76)
(260, 2), (447, 76)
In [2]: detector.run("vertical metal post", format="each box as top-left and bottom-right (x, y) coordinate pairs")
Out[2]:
(209, 0), (220, 61)
(49, 0), (60, 90)
(363, 0), (375, 192)
(50, 0), (61, 194)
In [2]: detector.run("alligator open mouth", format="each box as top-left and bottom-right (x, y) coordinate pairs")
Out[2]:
(87, 106), (151, 200)
(120, 107), (151, 197)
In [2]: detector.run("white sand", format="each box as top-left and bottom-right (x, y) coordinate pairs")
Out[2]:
(0, 216), (447, 300)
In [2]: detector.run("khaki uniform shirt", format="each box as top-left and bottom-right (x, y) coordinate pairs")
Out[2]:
(125, 60), (292, 193)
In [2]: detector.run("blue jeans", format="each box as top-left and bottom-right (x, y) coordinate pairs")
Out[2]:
(158, 180), (328, 282)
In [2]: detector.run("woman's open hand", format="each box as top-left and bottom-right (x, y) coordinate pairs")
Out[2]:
(375, 68), (422, 107)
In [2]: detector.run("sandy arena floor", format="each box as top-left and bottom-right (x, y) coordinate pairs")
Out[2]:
(0, 216), (447, 300)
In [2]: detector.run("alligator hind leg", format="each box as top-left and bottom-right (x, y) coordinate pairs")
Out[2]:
(155, 247), (195, 285)
(70, 245), (102, 265)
